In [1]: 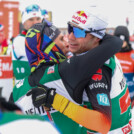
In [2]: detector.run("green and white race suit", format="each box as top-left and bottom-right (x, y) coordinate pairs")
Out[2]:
(12, 32), (31, 84)
(11, 56), (132, 134)
(83, 56), (132, 134)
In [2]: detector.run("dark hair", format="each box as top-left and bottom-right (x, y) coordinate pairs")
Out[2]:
(114, 26), (132, 51)
(114, 26), (129, 43)
(0, 97), (21, 112)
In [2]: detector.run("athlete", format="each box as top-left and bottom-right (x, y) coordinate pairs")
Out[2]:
(10, 18), (123, 134)
(12, 4), (43, 84)
(114, 25), (134, 108)
(27, 9), (132, 134)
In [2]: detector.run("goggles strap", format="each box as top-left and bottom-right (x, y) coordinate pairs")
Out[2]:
(88, 28), (106, 33)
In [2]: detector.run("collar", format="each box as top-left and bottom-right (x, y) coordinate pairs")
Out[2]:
(21, 30), (27, 36)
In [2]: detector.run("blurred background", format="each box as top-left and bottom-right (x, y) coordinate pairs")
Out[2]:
(1, 0), (134, 44)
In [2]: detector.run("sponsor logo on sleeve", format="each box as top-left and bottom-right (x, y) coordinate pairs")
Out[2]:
(47, 66), (54, 74)
(122, 120), (132, 134)
(97, 93), (110, 106)
(92, 69), (102, 81)
(89, 82), (108, 90)
(119, 88), (131, 114)
(119, 77), (126, 90)
(16, 79), (24, 88)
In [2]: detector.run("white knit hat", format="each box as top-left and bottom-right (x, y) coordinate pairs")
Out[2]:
(70, 7), (108, 39)
(21, 4), (43, 24)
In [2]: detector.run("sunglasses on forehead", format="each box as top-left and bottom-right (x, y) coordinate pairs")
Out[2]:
(25, 4), (40, 14)
(41, 9), (48, 15)
(68, 23), (90, 38)
(68, 22), (106, 38)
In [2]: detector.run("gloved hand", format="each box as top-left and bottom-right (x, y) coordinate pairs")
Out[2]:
(26, 84), (56, 108)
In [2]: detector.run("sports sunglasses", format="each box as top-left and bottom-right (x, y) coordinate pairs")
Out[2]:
(25, 4), (40, 13)
(68, 22), (106, 38)
(68, 23), (90, 38)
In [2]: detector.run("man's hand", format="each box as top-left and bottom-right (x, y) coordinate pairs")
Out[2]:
(26, 84), (56, 108)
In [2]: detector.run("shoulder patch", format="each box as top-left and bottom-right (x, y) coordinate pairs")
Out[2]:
(91, 69), (102, 81)
(16, 79), (24, 88)
(47, 66), (55, 74)
(97, 93), (110, 106)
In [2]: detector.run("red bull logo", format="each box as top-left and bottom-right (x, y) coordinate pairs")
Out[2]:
(72, 11), (88, 24)
(76, 11), (88, 19)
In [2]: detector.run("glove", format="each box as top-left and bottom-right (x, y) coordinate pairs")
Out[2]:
(26, 84), (56, 108)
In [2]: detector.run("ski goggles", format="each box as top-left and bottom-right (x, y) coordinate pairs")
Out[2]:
(68, 23), (90, 38)
(41, 9), (48, 15)
(68, 22), (106, 38)
(25, 4), (41, 14)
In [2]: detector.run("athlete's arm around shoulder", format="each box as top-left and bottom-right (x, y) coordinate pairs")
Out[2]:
(59, 34), (122, 79)
(58, 34), (123, 103)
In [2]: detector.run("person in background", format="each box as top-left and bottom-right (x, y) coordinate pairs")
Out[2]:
(0, 97), (59, 134)
(0, 24), (8, 55)
(28, 9), (132, 134)
(114, 25), (134, 108)
(12, 4), (43, 84)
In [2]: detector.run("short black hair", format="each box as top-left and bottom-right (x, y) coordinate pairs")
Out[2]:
(0, 97), (21, 112)
(114, 26), (129, 43)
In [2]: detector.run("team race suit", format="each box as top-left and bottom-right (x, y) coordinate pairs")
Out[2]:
(116, 50), (134, 106)
(11, 56), (132, 134)
(81, 56), (132, 134)
(12, 30), (31, 84)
